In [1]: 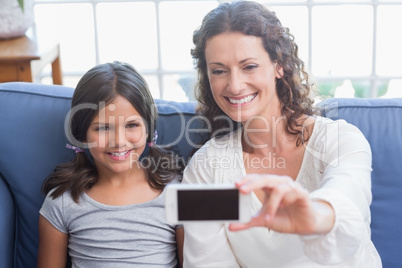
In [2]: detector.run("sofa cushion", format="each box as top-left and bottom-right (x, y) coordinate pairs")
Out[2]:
(319, 97), (402, 267)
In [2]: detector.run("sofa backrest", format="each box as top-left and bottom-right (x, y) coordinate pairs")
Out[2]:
(1, 82), (402, 267)
(319, 97), (402, 268)
(0, 82), (206, 268)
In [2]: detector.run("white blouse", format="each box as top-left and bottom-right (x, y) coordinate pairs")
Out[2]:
(182, 116), (382, 268)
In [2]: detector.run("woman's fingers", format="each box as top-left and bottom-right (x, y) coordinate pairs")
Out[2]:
(234, 174), (261, 192)
(239, 175), (298, 216)
(229, 213), (272, 231)
(271, 181), (298, 206)
(231, 175), (310, 232)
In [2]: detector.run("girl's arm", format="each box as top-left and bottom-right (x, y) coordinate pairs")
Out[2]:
(37, 215), (68, 268)
(175, 227), (184, 268)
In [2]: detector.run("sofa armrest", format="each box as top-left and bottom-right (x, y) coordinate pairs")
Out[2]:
(0, 175), (14, 268)
(318, 97), (402, 267)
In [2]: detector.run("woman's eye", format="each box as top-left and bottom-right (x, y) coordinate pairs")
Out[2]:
(211, 69), (226, 75)
(244, 64), (258, 71)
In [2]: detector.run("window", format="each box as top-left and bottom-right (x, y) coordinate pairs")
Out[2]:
(33, 0), (402, 99)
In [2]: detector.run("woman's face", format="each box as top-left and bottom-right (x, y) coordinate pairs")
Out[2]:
(86, 95), (148, 177)
(205, 31), (283, 124)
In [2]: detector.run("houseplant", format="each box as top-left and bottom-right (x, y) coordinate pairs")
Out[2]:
(17, 0), (24, 10)
(0, 0), (34, 39)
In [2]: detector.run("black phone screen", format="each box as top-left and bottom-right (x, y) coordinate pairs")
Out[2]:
(177, 189), (239, 221)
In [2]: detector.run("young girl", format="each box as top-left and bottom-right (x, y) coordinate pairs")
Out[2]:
(37, 61), (184, 267)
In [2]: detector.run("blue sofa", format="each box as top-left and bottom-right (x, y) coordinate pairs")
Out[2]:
(1, 82), (401, 267)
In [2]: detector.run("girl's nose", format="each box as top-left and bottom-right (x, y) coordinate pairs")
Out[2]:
(113, 124), (127, 148)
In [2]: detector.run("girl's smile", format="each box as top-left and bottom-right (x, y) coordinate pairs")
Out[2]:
(106, 149), (134, 161)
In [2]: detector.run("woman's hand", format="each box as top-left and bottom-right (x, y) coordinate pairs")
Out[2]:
(228, 174), (335, 235)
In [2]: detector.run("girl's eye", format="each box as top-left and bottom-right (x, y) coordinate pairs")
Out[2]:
(96, 126), (109, 131)
(126, 123), (139, 128)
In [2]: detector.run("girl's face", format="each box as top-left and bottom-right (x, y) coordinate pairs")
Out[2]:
(205, 31), (283, 124)
(86, 95), (147, 177)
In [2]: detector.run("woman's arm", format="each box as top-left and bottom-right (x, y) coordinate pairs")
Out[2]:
(37, 215), (68, 268)
(231, 119), (373, 264)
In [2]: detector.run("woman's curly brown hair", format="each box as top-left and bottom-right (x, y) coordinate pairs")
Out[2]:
(191, 1), (318, 146)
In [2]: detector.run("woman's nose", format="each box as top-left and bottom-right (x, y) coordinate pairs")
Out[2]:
(227, 70), (244, 95)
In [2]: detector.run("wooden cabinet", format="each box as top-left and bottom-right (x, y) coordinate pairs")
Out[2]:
(0, 34), (62, 84)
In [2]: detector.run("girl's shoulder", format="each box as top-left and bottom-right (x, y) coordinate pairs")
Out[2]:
(43, 188), (77, 208)
(45, 187), (72, 200)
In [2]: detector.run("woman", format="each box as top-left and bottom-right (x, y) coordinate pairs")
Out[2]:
(182, 1), (381, 267)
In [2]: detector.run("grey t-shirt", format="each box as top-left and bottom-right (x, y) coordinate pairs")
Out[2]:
(40, 183), (180, 268)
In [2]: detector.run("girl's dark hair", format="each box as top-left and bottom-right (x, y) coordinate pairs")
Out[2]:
(42, 61), (183, 202)
(192, 1), (318, 145)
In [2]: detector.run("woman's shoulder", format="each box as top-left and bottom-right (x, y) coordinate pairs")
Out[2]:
(308, 116), (370, 153)
(195, 128), (242, 155)
(312, 116), (366, 138)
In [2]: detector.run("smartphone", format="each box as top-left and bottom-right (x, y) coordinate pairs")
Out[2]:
(165, 183), (252, 224)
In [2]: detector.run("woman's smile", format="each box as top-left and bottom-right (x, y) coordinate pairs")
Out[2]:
(225, 93), (258, 105)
